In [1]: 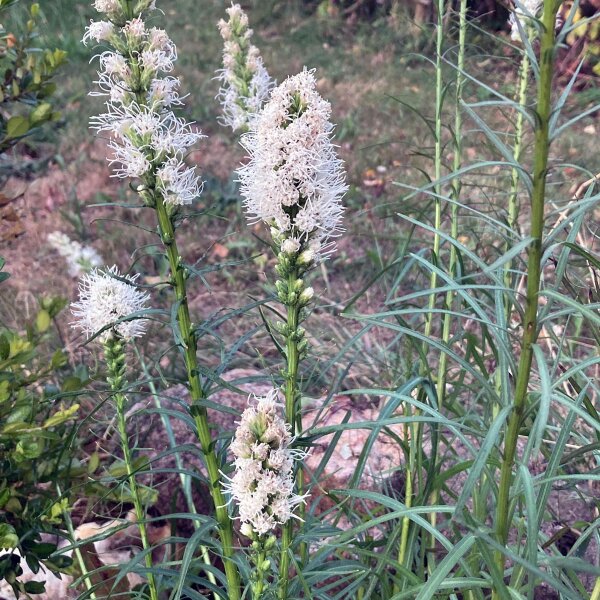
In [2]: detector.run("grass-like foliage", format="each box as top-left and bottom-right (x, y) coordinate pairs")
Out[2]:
(0, 0), (599, 599)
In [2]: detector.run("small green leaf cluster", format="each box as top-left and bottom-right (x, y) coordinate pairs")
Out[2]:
(0, 1), (66, 153)
(0, 264), (86, 597)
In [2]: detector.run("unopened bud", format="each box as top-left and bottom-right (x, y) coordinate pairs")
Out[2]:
(240, 522), (254, 538)
(281, 238), (300, 255)
(260, 559), (271, 571)
(298, 249), (315, 266)
(299, 287), (314, 305)
(270, 227), (282, 243)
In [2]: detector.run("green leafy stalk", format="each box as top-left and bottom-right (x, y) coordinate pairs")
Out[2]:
(493, 0), (560, 590)
(103, 335), (159, 600)
(152, 197), (241, 600)
(436, 0), (466, 416)
(275, 251), (311, 600)
(504, 50), (531, 308)
(103, 4), (241, 595)
(134, 345), (219, 599)
(250, 534), (276, 600)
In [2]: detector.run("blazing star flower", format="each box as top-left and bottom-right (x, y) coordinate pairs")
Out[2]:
(71, 266), (150, 342)
(509, 0), (542, 41)
(86, 0), (202, 207)
(216, 3), (274, 131)
(48, 232), (103, 277)
(222, 390), (306, 537)
(237, 69), (347, 259)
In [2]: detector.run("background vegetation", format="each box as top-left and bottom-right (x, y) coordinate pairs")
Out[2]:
(0, 0), (599, 598)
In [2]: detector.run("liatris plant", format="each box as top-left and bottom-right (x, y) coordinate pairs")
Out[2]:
(217, 3), (273, 132)
(237, 68), (346, 598)
(70, 265), (159, 600)
(47, 231), (103, 277)
(84, 1), (241, 596)
(224, 390), (305, 598)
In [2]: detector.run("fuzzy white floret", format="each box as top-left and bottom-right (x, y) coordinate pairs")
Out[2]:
(156, 157), (202, 206)
(83, 20), (114, 45)
(94, 0), (120, 15)
(71, 266), (150, 342)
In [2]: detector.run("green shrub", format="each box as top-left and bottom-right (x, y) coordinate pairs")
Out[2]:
(0, 1), (66, 154)
(0, 258), (84, 597)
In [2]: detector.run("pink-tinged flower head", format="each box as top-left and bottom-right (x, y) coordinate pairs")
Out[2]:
(238, 69), (347, 259)
(222, 389), (307, 537)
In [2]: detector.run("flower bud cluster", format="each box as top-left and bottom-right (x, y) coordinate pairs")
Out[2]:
(71, 265), (150, 342)
(217, 3), (273, 131)
(238, 69), (347, 261)
(47, 231), (103, 277)
(223, 390), (305, 537)
(509, 0), (541, 41)
(103, 334), (127, 391)
(84, 0), (203, 206)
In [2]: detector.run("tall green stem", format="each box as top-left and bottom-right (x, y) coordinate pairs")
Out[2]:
(504, 52), (531, 306)
(436, 0), (466, 415)
(58, 484), (98, 600)
(493, 1), (559, 592)
(397, 403), (414, 582)
(430, 0), (467, 549)
(423, 0), (445, 343)
(153, 197), (241, 600)
(278, 265), (302, 600)
(591, 577), (600, 600)
(104, 336), (159, 600)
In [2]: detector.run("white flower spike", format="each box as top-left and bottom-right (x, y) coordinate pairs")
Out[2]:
(216, 3), (274, 131)
(223, 389), (306, 537)
(71, 266), (150, 342)
(238, 69), (347, 259)
(87, 0), (203, 207)
(509, 0), (542, 41)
